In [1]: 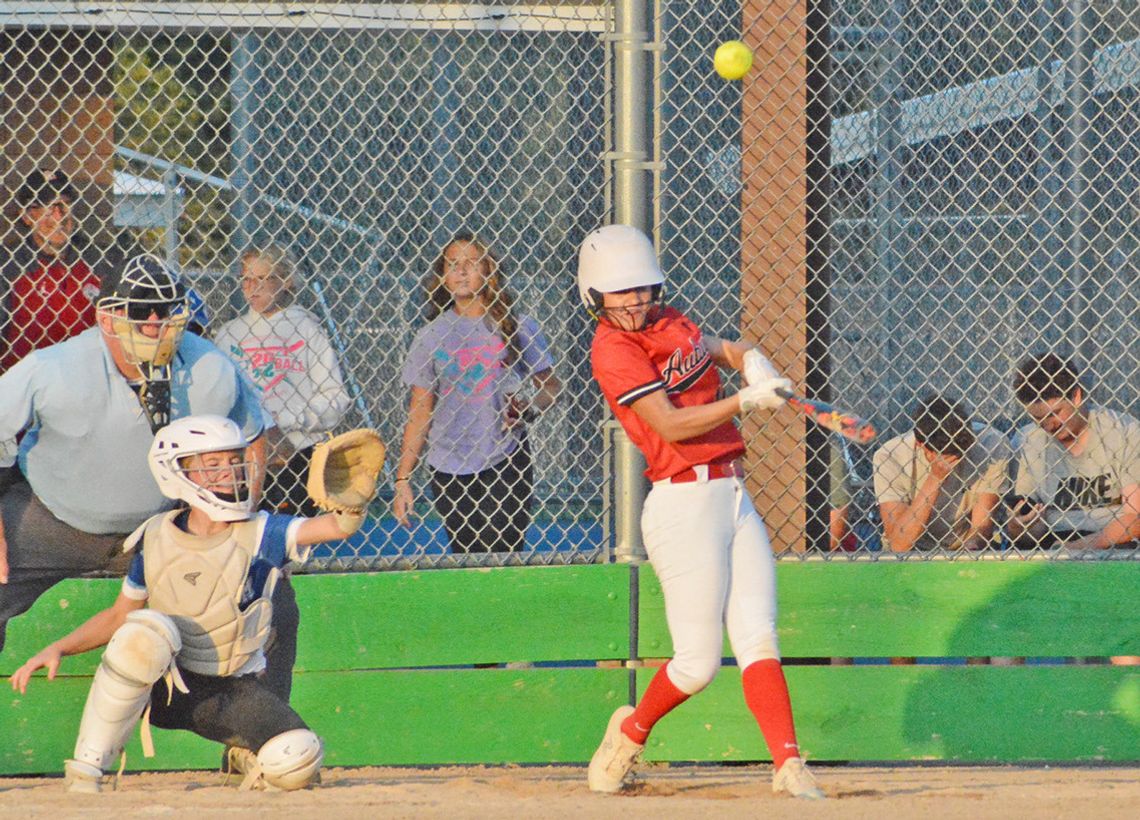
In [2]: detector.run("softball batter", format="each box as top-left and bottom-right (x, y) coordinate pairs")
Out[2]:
(579, 224), (824, 799)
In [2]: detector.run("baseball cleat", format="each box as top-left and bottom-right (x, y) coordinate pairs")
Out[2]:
(587, 705), (642, 793)
(222, 746), (258, 776)
(772, 756), (826, 799)
(64, 759), (106, 793)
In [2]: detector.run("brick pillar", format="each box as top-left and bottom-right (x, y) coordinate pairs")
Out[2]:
(739, 1), (808, 551)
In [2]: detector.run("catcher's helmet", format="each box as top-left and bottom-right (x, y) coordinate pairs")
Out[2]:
(98, 254), (189, 366)
(576, 224), (664, 318)
(148, 415), (254, 522)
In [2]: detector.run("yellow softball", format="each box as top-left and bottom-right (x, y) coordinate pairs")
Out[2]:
(713, 40), (753, 81)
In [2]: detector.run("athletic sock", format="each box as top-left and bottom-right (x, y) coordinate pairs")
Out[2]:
(741, 659), (801, 769)
(621, 662), (690, 745)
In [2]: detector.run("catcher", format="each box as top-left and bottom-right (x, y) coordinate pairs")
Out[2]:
(9, 416), (384, 793)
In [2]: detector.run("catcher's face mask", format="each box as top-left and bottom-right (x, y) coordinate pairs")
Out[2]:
(182, 450), (249, 500)
(172, 450), (256, 522)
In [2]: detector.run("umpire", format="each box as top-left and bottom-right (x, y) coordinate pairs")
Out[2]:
(0, 254), (299, 702)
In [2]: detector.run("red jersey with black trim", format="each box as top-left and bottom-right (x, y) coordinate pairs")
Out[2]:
(591, 306), (744, 482)
(2, 249), (100, 371)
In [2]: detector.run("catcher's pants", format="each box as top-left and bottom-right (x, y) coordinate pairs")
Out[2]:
(149, 666), (309, 751)
(262, 577), (300, 704)
(431, 439), (533, 553)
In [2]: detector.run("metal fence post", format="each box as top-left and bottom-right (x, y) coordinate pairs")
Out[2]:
(229, 32), (259, 253)
(162, 167), (180, 271)
(610, 0), (654, 563)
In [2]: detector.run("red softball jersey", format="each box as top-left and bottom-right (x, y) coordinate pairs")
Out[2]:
(2, 254), (100, 371)
(591, 306), (745, 482)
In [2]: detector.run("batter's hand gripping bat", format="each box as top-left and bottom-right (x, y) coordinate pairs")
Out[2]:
(775, 388), (876, 444)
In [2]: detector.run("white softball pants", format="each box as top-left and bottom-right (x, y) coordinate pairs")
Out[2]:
(641, 472), (780, 695)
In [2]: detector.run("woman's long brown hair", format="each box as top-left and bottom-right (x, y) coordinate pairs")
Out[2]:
(425, 232), (520, 364)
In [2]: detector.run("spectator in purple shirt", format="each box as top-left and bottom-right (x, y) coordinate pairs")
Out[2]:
(393, 232), (559, 553)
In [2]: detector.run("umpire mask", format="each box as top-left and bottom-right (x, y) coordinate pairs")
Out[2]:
(98, 254), (189, 369)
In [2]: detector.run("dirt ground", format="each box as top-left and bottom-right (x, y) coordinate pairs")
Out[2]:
(2, 764), (1137, 819)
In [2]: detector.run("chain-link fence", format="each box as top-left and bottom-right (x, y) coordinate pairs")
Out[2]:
(1, 2), (1136, 568)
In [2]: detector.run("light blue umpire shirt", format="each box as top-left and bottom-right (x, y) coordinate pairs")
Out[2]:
(0, 327), (270, 535)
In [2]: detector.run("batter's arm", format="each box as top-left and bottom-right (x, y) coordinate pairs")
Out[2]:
(705, 336), (749, 370)
(630, 388), (744, 443)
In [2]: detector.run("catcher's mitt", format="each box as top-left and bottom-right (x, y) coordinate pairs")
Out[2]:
(307, 428), (386, 515)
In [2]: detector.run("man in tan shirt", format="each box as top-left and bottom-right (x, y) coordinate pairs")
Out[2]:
(874, 394), (1009, 552)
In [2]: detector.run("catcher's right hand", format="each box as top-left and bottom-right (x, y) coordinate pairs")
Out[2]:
(307, 429), (386, 533)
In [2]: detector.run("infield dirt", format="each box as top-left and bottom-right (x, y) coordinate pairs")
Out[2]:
(2, 763), (1137, 818)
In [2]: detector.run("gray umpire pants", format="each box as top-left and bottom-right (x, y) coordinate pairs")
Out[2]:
(0, 479), (301, 705)
(0, 479), (126, 653)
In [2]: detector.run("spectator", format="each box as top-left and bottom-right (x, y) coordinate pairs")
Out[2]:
(393, 232), (559, 554)
(829, 438), (854, 551)
(213, 245), (351, 517)
(1, 169), (126, 371)
(1008, 353), (1140, 551)
(873, 393), (1009, 552)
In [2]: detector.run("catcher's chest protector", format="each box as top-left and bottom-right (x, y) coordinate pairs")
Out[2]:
(142, 512), (278, 677)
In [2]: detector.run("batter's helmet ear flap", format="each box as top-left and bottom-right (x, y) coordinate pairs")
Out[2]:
(584, 286), (605, 320)
(577, 224), (665, 313)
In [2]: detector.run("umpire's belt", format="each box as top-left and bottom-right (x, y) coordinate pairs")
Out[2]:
(659, 459), (743, 485)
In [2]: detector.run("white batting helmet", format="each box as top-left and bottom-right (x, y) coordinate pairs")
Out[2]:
(576, 224), (664, 316)
(148, 415), (254, 522)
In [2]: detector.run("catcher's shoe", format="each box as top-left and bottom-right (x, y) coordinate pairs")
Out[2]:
(587, 705), (642, 793)
(772, 757), (825, 800)
(222, 746), (258, 777)
(64, 759), (107, 793)
(222, 744), (322, 790)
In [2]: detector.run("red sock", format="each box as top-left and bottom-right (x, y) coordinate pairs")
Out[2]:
(741, 659), (800, 769)
(621, 663), (690, 745)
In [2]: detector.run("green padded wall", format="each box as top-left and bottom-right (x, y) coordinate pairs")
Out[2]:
(2, 561), (1137, 774)
(640, 561), (1139, 658)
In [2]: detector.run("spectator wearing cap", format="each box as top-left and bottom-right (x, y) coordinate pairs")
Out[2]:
(873, 393), (1010, 552)
(1, 169), (128, 372)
